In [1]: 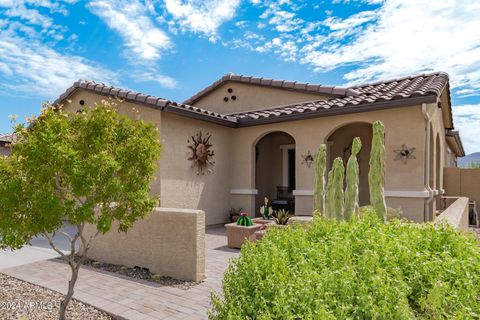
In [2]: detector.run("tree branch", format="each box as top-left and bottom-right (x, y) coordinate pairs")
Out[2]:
(42, 232), (68, 262)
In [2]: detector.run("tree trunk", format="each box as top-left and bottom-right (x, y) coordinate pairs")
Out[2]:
(59, 261), (80, 320)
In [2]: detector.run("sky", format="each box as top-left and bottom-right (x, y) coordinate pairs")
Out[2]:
(0, 0), (479, 154)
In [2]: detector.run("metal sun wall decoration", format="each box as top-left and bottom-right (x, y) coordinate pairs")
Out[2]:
(394, 144), (416, 164)
(187, 132), (215, 174)
(301, 150), (315, 168)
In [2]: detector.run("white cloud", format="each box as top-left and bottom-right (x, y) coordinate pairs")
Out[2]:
(132, 70), (177, 89)
(0, 32), (117, 97)
(164, 0), (240, 41)
(452, 104), (480, 154)
(301, 0), (480, 96)
(88, 0), (172, 61)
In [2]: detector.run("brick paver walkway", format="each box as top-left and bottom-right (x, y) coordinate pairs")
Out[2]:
(2, 227), (239, 320)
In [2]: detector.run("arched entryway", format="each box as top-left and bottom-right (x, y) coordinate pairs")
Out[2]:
(326, 122), (372, 206)
(254, 131), (296, 216)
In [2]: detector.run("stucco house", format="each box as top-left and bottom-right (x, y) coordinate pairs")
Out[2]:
(51, 71), (463, 225)
(0, 133), (13, 156)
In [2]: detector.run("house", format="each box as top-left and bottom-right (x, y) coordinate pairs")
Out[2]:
(53, 71), (464, 225)
(0, 133), (13, 156)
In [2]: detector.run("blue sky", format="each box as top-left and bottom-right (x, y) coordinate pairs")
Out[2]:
(1, 0), (479, 153)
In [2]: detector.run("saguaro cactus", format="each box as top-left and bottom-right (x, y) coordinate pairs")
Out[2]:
(313, 144), (327, 216)
(325, 157), (345, 220)
(369, 121), (387, 221)
(345, 137), (362, 221)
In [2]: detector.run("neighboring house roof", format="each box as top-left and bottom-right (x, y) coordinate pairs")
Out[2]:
(54, 72), (451, 129)
(446, 130), (465, 157)
(54, 80), (238, 127)
(0, 133), (14, 142)
(0, 133), (14, 148)
(230, 72), (451, 125)
(182, 73), (361, 105)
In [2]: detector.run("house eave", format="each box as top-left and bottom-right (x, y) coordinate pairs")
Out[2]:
(235, 95), (438, 127)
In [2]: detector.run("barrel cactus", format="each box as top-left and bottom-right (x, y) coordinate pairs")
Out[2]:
(236, 212), (253, 226)
(313, 144), (327, 216)
(345, 137), (362, 221)
(325, 157), (345, 220)
(369, 121), (387, 222)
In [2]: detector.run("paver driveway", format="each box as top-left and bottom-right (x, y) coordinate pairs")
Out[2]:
(1, 226), (239, 320)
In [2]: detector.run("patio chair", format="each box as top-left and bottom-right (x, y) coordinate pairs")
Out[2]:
(271, 186), (295, 213)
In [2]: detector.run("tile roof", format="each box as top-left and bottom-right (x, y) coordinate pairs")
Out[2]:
(446, 130), (465, 157)
(230, 72), (449, 124)
(182, 73), (361, 105)
(54, 72), (451, 128)
(54, 80), (238, 127)
(0, 133), (14, 142)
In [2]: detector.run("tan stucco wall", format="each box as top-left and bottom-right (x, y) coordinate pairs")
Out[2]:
(159, 112), (232, 225)
(444, 167), (480, 206)
(435, 197), (469, 231)
(84, 207), (205, 282)
(0, 146), (10, 156)
(444, 145), (457, 167)
(230, 105), (429, 221)
(62, 91), (162, 198)
(192, 82), (332, 114)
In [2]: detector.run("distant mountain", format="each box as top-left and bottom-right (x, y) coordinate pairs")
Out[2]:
(458, 152), (480, 167)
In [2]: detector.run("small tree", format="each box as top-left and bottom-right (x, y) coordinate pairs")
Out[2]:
(0, 101), (162, 320)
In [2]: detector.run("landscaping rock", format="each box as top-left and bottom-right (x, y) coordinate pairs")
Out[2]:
(0, 273), (112, 320)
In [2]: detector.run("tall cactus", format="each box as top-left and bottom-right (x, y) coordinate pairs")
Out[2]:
(313, 144), (327, 216)
(345, 137), (362, 221)
(369, 121), (387, 221)
(325, 157), (345, 220)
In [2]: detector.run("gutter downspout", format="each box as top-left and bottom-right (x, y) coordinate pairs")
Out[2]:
(422, 103), (434, 222)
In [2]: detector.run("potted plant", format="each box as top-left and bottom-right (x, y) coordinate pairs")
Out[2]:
(225, 212), (262, 249)
(253, 197), (275, 225)
(272, 209), (290, 226)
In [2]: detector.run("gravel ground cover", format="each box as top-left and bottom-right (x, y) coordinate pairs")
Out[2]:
(56, 256), (199, 290)
(0, 273), (113, 320)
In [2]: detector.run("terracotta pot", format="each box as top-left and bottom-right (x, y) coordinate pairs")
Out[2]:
(225, 222), (262, 249)
(252, 218), (275, 225)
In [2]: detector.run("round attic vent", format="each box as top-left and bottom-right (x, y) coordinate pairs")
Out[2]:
(227, 88), (233, 93)
(223, 97), (229, 102)
(79, 100), (85, 106)
(231, 95), (237, 100)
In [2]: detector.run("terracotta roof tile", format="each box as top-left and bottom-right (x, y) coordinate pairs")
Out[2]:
(230, 72), (450, 123)
(182, 73), (360, 105)
(0, 133), (14, 143)
(53, 80), (236, 126)
(54, 72), (450, 128)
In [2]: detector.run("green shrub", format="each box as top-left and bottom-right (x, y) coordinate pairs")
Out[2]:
(210, 215), (480, 319)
